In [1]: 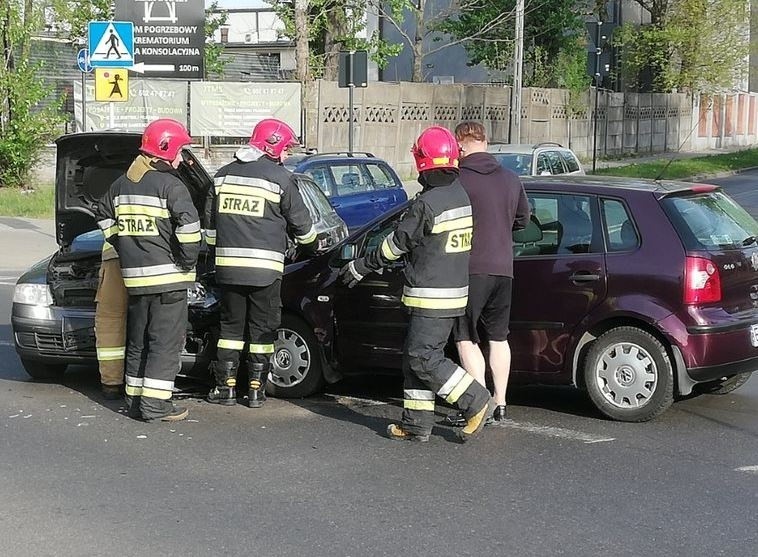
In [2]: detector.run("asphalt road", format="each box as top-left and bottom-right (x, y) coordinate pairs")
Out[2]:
(1, 175), (758, 556)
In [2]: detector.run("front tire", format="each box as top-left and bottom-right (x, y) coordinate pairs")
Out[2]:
(20, 358), (67, 381)
(266, 314), (324, 399)
(583, 327), (673, 422)
(695, 372), (752, 395)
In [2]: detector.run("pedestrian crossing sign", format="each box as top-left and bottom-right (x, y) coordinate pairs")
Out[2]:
(88, 21), (134, 68)
(95, 68), (129, 102)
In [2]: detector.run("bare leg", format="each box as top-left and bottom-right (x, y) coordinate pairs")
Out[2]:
(488, 340), (511, 406)
(456, 340), (486, 387)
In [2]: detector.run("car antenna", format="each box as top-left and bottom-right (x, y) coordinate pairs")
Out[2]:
(654, 97), (713, 182)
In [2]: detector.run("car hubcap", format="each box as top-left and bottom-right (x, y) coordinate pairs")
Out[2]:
(595, 342), (657, 408)
(269, 328), (310, 388)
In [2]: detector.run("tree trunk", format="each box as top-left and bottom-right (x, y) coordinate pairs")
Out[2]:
(323, 5), (349, 81)
(1, 3), (13, 132)
(294, 0), (310, 82)
(411, 0), (425, 81)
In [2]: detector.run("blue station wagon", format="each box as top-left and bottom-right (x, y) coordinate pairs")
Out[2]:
(285, 152), (407, 230)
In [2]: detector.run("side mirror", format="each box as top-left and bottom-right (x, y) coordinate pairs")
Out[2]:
(339, 243), (356, 260)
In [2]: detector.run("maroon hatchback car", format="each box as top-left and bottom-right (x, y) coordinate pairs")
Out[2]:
(326, 176), (758, 421)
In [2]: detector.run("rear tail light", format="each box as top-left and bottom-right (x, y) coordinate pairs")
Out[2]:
(684, 256), (722, 304)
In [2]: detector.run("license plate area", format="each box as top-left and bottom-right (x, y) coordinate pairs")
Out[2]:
(751, 324), (758, 348)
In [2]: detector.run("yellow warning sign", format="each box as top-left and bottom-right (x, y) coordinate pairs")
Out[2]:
(95, 68), (129, 102)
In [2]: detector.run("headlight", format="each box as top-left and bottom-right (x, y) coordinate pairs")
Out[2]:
(13, 283), (54, 306)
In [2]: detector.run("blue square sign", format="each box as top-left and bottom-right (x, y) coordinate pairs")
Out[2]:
(88, 21), (134, 68)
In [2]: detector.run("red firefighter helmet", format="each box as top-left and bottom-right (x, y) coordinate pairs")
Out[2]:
(140, 119), (193, 161)
(249, 118), (300, 159)
(411, 126), (460, 173)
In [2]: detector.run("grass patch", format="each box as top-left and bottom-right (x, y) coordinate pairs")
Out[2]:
(592, 148), (758, 180)
(0, 185), (54, 218)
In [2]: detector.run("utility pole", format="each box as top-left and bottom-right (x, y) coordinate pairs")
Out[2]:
(509, 0), (524, 144)
(592, 20), (603, 173)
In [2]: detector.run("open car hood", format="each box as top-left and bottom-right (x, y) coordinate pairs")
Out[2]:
(54, 132), (213, 249)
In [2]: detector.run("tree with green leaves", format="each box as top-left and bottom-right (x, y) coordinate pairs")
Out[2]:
(204, 1), (229, 78)
(439, 0), (587, 87)
(1, 1), (66, 188)
(269, 0), (402, 81)
(616, 0), (750, 92)
(372, 0), (517, 82)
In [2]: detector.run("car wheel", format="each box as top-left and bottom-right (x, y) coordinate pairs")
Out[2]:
(583, 327), (673, 422)
(20, 358), (67, 381)
(266, 314), (324, 399)
(695, 372), (752, 395)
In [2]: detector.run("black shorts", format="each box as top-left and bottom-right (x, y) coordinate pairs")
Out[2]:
(452, 275), (513, 343)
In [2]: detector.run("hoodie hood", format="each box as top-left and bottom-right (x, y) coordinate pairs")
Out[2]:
(460, 151), (501, 175)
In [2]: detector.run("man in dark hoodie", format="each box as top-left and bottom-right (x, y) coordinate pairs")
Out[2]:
(446, 121), (529, 426)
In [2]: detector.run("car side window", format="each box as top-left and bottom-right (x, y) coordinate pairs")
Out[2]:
(304, 166), (333, 197)
(365, 164), (397, 189)
(330, 165), (372, 195)
(536, 153), (550, 175)
(546, 151), (566, 175)
(602, 198), (639, 252)
(561, 151), (581, 173)
(520, 193), (597, 255)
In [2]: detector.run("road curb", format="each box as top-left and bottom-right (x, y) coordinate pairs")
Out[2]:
(685, 166), (758, 182)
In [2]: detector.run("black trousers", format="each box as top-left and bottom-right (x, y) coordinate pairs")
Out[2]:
(124, 290), (187, 419)
(402, 315), (492, 435)
(216, 280), (282, 367)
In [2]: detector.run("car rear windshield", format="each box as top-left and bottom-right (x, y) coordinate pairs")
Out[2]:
(661, 191), (758, 251)
(492, 153), (531, 176)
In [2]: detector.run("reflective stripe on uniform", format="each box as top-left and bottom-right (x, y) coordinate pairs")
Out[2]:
(98, 218), (118, 239)
(403, 389), (435, 411)
(115, 204), (170, 219)
(218, 339), (245, 350)
(176, 221), (202, 243)
(142, 377), (174, 400)
(295, 225), (317, 245)
(437, 366), (474, 404)
(218, 184), (281, 204)
(114, 194), (168, 209)
(215, 247), (285, 273)
(204, 229), (216, 245)
(97, 346), (125, 361)
(401, 286), (468, 310)
(215, 176), (282, 203)
(431, 206), (473, 234)
(381, 232), (405, 261)
(249, 343), (275, 354)
(121, 263), (195, 288)
(125, 375), (143, 396)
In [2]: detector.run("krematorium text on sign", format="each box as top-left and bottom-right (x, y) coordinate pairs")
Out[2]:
(115, 0), (205, 79)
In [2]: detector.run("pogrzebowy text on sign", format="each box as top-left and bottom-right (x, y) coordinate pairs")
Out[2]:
(115, 0), (205, 79)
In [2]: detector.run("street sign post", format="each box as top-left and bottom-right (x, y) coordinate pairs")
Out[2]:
(338, 51), (368, 153)
(115, 0), (205, 79)
(76, 48), (92, 131)
(88, 21), (135, 68)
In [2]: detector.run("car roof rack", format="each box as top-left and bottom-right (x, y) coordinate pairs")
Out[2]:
(303, 151), (376, 158)
(533, 142), (564, 148)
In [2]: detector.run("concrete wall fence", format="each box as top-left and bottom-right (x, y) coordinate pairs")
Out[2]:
(306, 80), (758, 176)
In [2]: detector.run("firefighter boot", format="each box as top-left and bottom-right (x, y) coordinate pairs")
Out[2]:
(247, 362), (268, 408)
(206, 361), (238, 406)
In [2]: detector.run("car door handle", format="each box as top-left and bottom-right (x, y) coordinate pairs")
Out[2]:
(569, 272), (601, 283)
(332, 203), (342, 208)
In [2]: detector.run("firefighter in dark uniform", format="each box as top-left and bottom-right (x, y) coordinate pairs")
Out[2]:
(339, 126), (495, 442)
(205, 118), (318, 408)
(96, 118), (201, 422)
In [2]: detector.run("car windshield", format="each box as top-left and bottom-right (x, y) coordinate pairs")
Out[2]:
(661, 191), (758, 250)
(491, 153), (532, 176)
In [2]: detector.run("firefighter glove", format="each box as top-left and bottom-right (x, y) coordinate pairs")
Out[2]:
(339, 258), (371, 288)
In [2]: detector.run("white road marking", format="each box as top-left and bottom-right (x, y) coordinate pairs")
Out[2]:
(0, 340), (15, 347)
(328, 395), (615, 443)
(326, 394), (390, 407)
(735, 465), (758, 474)
(485, 420), (615, 444)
